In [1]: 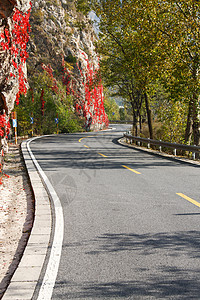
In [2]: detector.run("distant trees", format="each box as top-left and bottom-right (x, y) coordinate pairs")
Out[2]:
(103, 93), (120, 121)
(84, 0), (200, 145)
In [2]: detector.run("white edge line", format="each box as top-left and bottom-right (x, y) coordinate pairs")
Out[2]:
(26, 136), (64, 300)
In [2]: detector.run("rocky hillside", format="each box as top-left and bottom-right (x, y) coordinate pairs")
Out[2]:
(27, 0), (108, 130)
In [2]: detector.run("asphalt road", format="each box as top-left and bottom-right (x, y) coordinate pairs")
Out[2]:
(30, 125), (200, 299)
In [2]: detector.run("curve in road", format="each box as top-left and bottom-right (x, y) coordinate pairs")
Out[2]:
(29, 125), (200, 300)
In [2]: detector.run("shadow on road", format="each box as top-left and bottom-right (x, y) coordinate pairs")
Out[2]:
(51, 231), (200, 299)
(85, 231), (200, 257)
(30, 148), (186, 171)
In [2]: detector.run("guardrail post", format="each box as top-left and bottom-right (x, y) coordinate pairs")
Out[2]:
(173, 149), (177, 156)
(159, 140), (162, 152)
(147, 138), (150, 149)
(192, 152), (196, 160)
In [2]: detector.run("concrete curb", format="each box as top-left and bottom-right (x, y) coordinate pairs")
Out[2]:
(2, 141), (52, 300)
(119, 137), (200, 167)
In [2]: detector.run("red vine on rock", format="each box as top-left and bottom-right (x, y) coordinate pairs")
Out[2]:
(41, 64), (59, 94)
(76, 50), (109, 128)
(60, 50), (109, 128)
(0, 1), (32, 105)
(0, 114), (10, 138)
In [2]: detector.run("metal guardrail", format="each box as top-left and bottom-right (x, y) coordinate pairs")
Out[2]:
(124, 134), (200, 160)
(109, 120), (133, 124)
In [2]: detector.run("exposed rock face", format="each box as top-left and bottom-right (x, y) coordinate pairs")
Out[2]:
(28, 0), (108, 130)
(0, 0), (16, 19)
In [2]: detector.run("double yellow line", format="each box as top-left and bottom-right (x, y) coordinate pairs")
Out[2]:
(79, 136), (93, 143)
(79, 136), (141, 175)
(177, 193), (200, 208)
(98, 152), (108, 158)
(121, 165), (141, 175)
(79, 136), (200, 209)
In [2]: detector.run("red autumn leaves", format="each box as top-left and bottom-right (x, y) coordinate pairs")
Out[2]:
(77, 52), (108, 127)
(0, 2), (32, 105)
(0, 114), (10, 138)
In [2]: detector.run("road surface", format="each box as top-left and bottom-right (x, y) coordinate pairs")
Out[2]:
(30, 125), (200, 299)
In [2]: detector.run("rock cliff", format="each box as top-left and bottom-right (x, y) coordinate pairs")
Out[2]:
(28, 0), (108, 130)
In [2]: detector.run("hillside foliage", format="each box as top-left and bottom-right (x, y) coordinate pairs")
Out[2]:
(80, 0), (200, 145)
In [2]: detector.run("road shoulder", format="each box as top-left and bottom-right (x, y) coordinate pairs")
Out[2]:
(2, 141), (52, 300)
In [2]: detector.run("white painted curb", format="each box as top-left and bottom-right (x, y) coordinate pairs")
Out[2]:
(2, 136), (64, 300)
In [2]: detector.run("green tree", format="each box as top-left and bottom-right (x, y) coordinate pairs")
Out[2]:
(75, 0), (91, 15)
(88, 0), (162, 137)
(104, 96), (120, 121)
(87, 0), (200, 145)
(145, 0), (200, 145)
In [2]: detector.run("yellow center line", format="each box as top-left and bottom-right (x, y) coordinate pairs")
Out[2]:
(79, 136), (93, 143)
(84, 145), (90, 149)
(176, 193), (200, 208)
(122, 165), (141, 175)
(98, 152), (108, 158)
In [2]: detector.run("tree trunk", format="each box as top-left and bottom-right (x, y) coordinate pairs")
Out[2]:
(131, 99), (137, 135)
(191, 56), (200, 147)
(144, 92), (153, 139)
(192, 95), (200, 146)
(132, 111), (137, 136)
(139, 114), (142, 134)
(184, 100), (193, 144)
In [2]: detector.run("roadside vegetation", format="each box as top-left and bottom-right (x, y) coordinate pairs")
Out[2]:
(15, 72), (83, 137)
(77, 0), (200, 145)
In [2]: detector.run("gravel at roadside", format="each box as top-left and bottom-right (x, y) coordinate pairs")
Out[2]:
(0, 143), (34, 299)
